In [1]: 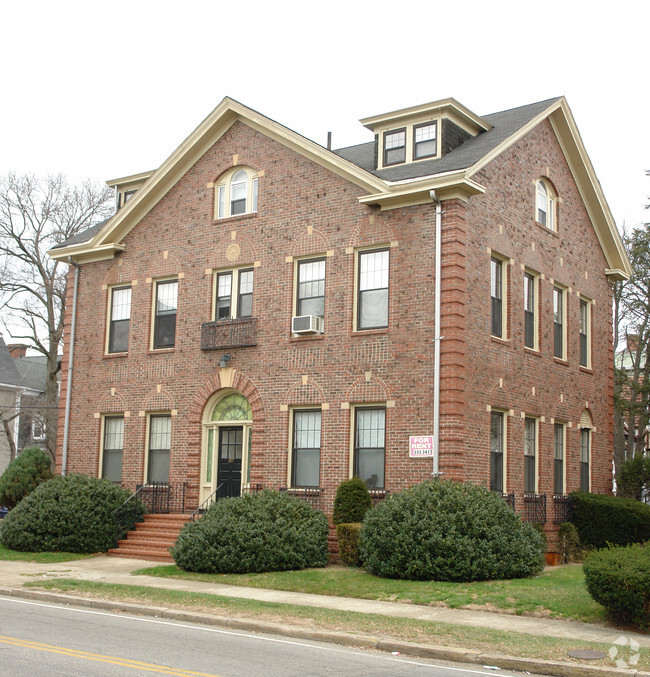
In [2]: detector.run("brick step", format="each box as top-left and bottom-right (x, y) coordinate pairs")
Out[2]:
(117, 536), (179, 548)
(109, 513), (192, 562)
(131, 526), (187, 538)
(113, 542), (173, 556)
(139, 514), (192, 524)
(107, 547), (174, 563)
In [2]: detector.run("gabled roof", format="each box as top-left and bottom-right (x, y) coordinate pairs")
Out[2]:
(49, 96), (631, 280)
(0, 336), (24, 389)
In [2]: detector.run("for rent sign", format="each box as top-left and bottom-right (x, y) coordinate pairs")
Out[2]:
(409, 435), (434, 458)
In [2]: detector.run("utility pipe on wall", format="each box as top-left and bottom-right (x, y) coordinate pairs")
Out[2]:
(61, 258), (80, 476)
(430, 190), (442, 478)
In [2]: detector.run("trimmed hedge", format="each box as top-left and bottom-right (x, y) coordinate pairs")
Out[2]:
(359, 480), (545, 581)
(336, 523), (362, 566)
(583, 543), (650, 629)
(333, 477), (372, 526)
(0, 474), (143, 553)
(571, 491), (650, 548)
(171, 490), (329, 573)
(0, 447), (53, 509)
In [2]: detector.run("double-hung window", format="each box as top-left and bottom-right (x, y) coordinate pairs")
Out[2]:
(216, 268), (254, 319)
(102, 415), (124, 483)
(354, 407), (386, 489)
(554, 422), (565, 495)
(108, 286), (131, 353)
(383, 129), (406, 166)
(148, 414), (171, 483)
(216, 168), (259, 219)
(358, 249), (389, 330)
(491, 256), (505, 338)
(413, 122), (437, 159)
(490, 410), (505, 493)
(291, 409), (321, 488)
(579, 298), (591, 367)
(524, 272), (536, 349)
(553, 286), (565, 359)
(297, 258), (325, 318)
(580, 428), (590, 491)
(524, 417), (537, 493)
(153, 280), (178, 349)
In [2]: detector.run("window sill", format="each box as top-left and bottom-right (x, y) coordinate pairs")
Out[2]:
(352, 328), (389, 336)
(490, 335), (510, 346)
(534, 220), (559, 236)
(103, 352), (129, 359)
(148, 348), (175, 355)
(524, 347), (541, 357)
(290, 333), (325, 342)
(214, 212), (258, 224)
(553, 357), (569, 366)
(579, 365), (593, 374)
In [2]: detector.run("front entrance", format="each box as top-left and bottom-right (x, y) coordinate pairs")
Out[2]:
(200, 391), (252, 504)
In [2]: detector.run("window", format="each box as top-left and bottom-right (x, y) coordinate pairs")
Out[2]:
(32, 415), (46, 442)
(102, 415), (124, 483)
(354, 407), (385, 489)
(536, 179), (556, 230)
(153, 279), (178, 349)
(216, 168), (258, 219)
(215, 268), (254, 319)
(291, 409), (321, 488)
(554, 422), (565, 495)
(383, 129), (406, 166)
(490, 410), (505, 492)
(108, 285), (131, 353)
(524, 417), (537, 493)
(413, 122), (437, 160)
(296, 258), (325, 318)
(580, 428), (590, 491)
(553, 286), (565, 359)
(148, 414), (171, 483)
(358, 249), (389, 330)
(580, 298), (591, 367)
(490, 256), (505, 338)
(524, 272), (537, 349)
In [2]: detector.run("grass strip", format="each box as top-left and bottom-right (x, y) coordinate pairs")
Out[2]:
(133, 563), (606, 624)
(0, 545), (93, 563)
(23, 578), (648, 671)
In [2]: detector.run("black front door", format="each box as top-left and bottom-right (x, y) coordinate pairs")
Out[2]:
(218, 427), (242, 498)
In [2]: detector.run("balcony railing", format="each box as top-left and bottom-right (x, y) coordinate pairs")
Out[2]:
(279, 487), (323, 510)
(553, 494), (573, 523)
(368, 489), (390, 506)
(523, 493), (547, 523)
(201, 317), (257, 351)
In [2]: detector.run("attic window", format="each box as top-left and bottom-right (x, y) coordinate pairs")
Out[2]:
(216, 167), (258, 219)
(536, 179), (556, 231)
(413, 122), (437, 159)
(383, 129), (406, 166)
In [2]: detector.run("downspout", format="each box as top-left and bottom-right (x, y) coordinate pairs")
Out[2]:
(61, 257), (80, 476)
(430, 190), (442, 478)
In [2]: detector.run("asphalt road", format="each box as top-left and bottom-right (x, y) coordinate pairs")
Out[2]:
(0, 596), (526, 676)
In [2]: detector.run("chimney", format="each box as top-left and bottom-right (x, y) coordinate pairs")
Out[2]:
(7, 344), (28, 359)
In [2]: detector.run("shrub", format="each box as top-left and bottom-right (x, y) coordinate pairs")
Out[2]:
(616, 455), (650, 502)
(571, 491), (650, 548)
(171, 490), (329, 573)
(359, 480), (545, 581)
(0, 474), (143, 553)
(0, 447), (53, 509)
(332, 477), (373, 526)
(558, 522), (582, 563)
(336, 523), (362, 566)
(583, 543), (650, 629)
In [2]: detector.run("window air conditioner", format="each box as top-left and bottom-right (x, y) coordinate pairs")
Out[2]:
(292, 315), (324, 334)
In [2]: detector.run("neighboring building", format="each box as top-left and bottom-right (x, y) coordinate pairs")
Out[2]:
(49, 96), (631, 551)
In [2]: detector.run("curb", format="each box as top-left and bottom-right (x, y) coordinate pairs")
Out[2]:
(1, 588), (647, 677)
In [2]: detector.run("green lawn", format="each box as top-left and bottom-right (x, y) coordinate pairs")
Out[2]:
(0, 544), (93, 563)
(133, 563), (606, 624)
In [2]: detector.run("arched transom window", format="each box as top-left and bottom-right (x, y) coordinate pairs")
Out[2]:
(210, 393), (252, 421)
(215, 167), (258, 219)
(536, 179), (556, 230)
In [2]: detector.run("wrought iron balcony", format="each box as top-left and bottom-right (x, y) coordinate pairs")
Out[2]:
(553, 494), (573, 523)
(201, 317), (257, 351)
(523, 493), (547, 523)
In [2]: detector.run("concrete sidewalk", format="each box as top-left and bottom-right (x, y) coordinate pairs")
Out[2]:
(0, 555), (648, 676)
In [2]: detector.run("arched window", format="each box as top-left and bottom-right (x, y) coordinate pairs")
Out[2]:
(536, 179), (556, 230)
(216, 167), (258, 219)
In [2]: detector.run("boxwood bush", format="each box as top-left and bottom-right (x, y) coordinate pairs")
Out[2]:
(0, 474), (143, 553)
(171, 490), (329, 573)
(336, 522), (362, 566)
(359, 480), (545, 581)
(571, 491), (650, 548)
(583, 543), (650, 629)
(0, 447), (53, 509)
(332, 477), (372, 525)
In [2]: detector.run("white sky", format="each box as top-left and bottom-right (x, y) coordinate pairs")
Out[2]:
(0, 0), (648, 230)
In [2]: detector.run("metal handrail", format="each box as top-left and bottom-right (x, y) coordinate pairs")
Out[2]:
(191, 483), (225, 520)
(114, 486), (147, 547)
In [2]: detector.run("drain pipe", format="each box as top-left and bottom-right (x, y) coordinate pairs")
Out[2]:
(430, 190), (442, 478)
(61, 257), (80, 476)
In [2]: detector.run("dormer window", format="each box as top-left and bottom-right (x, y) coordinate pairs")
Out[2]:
(216, 167), (258, 219)
(536, 179), (556, 230)
(413, 122), (437, 159)
(383, 129), (406, 166)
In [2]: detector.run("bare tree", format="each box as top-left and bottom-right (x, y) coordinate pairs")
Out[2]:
(0, 173), (114, 460)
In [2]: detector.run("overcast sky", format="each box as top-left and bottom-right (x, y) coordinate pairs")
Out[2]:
(0, 0), (648, 230)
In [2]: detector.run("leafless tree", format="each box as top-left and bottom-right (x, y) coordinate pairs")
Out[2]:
(0, 173), (114, 460)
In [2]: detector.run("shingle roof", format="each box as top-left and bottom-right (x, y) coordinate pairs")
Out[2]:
(0, 336), (24, 388)
(12, 355), (53, 392)
(334, 98), (561, 181)
(52, 218), (110, 249)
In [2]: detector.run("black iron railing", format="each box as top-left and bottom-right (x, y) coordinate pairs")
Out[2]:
(368, 489), (389, 506)
(279, 487), (323, 510)
(114, 487), (148, 547)
(201, 317), (257, 351)
(191, 483), (264, 520)
(501, 493), (516, 511)
(553, 494), (573, 523)
(523, 493), (547, 523)
(135, 481), (188, 514)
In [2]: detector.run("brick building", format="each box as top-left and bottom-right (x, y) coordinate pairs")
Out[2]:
(50, 96), (630, 551)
